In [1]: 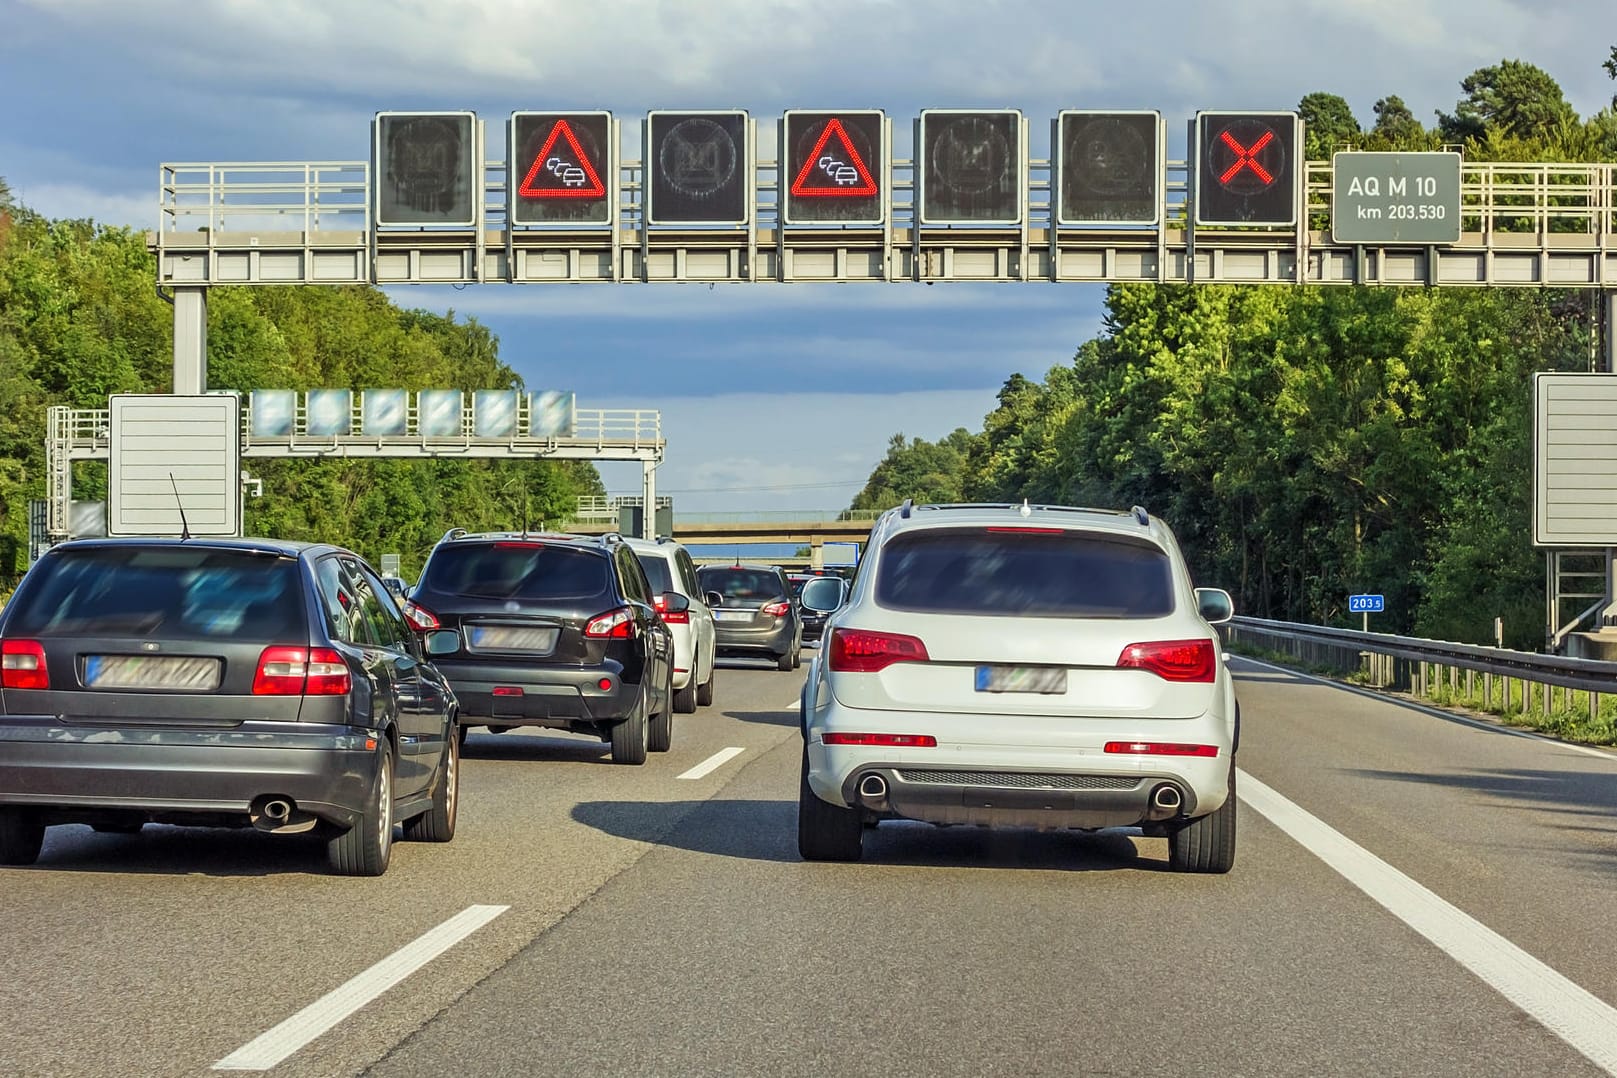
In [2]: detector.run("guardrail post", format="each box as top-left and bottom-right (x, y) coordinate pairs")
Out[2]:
(1466, 668), (1474, 701)
(1484, 671), (1493, 707)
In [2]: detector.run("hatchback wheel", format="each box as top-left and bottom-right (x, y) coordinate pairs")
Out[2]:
(673, 680), (698, 714)
(0, 808), (45, 866)
(404, 724), (459, 843)
(1168, 768), (1237, 874)
(776, 650), (794, 672)
(329, 740), (395, 876)
(797, 752), (862, 862)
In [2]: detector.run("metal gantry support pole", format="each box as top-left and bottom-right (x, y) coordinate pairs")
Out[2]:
(1605, 291), (1617, 629)
(172, 287), (208, 394)
(640, 459), (657, 540)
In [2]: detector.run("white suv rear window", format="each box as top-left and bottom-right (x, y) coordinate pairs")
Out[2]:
(874, 529), (1174, 618)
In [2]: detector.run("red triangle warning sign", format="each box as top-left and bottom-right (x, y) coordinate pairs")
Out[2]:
(790, 119), (878, 198)
(518, 120), (606, 199)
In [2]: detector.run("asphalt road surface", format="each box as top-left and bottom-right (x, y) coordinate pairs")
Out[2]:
(4, 653), (1617, 1078)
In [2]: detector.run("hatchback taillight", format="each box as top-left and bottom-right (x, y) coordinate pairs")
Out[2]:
(401, 600), (440, 631)
(1, 639), (48, 690)
(1116, 639), (1217, 683)
(828, 628), (930, 673)
(253, 646), (352, 696)
(584, 606), (637, 639)
(761, 600), (791, 618)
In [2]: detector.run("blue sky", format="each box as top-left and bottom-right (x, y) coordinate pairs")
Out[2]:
(4, 0), (1614, 514)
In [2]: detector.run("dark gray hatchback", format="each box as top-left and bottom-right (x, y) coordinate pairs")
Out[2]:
(0, 538), (459, 876)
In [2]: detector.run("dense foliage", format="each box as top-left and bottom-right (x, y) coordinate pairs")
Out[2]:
(849, 57), (1617, 650)
(0, 197), (602, 586)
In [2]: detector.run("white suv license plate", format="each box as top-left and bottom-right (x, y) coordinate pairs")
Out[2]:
(85, 655), (222, 691)
(975, 665), (1067, 694)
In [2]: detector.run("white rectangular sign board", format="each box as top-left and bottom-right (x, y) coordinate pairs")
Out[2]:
(109, 394), (241, 537)
(1534, 373), (1617, 546)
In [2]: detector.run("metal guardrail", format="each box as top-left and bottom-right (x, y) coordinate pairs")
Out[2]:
(670, 510), (883, 525)
(1226, 615), (1617, 716)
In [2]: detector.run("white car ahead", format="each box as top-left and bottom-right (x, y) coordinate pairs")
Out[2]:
(798, 501), (1239, 872)
(627, 537), (718, 713)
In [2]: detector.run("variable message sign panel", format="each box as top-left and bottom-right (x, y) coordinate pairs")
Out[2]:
(646, 111), (751, 226)
(1056, 110), (1162, 225)
(1195, 111), (1299, 227)
(510, 112), (615, 226)
(782, 110), (885, 225)
(373, 111), (478, 227)
(917, 110), (1024, 225)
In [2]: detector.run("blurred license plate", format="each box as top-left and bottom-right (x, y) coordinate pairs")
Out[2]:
(975, 666), (1067, 694)
(469, 626), (558, 651)
(85, 655), (221, 691)
(713, 611), (752, 622)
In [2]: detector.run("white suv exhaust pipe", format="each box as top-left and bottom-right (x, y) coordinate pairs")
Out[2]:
(856, 773), (890, 811)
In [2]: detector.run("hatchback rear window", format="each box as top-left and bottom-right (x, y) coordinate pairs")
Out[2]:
(422, 543), (609, 602)
(7, 547), (306, 639)
(634, 554), (674, 594)
(696, 568), (786, 603)
(874, 529), (1174, 618)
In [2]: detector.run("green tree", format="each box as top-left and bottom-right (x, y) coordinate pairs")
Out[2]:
(1437, 60), (1579, 143)
(1299, 92), (1361, 157)
(1368, 96), (1429, 148)
(849, 430), (977, 511)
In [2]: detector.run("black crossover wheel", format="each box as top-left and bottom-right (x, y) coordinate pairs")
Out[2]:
(404, 727), (459, 843)
(0, 808), (45, 866)
(797, 752), (863, 862)
(328, 740), (395, 876)
(1168, 767), (1237, 874)
(611, 692), (650, 765)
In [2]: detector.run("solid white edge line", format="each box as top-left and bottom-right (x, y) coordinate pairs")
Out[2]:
(1236, 769), (1617, 1073)
(677, 746), (746, 780)
(1232, 655), (1617, 761)
(212, 903), (509, 1071)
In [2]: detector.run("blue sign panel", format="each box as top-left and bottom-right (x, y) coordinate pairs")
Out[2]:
(1347, 594), (1385, 613)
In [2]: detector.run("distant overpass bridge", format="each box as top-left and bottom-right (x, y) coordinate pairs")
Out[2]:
(571, 510), (880, 565)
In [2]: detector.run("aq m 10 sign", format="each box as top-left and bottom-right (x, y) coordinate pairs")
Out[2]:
(782, 110), (885, 225)
(509, 112), (615, 226)
(1195, 111), (1299, 228)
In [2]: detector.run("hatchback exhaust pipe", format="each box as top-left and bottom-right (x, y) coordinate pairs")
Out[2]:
(856, 773), (890, 812)
(1147, 783), (1184, 821)
(250, 795), (317, 834)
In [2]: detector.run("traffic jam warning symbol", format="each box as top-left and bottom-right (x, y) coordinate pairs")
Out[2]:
(782, 110), (884, 225)
(509, 112), (613, 225)
(518, 120), (606, 199)
(789, 119), (878, 197)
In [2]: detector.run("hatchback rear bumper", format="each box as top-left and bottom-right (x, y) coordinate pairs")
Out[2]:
(713, 621), (795, 657)
(0, 716), (379, 829)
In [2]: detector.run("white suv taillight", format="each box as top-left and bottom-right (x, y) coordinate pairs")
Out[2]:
(253, 646), (352, 696)
(584, 606), (637, 639)
(1116, 639), (1217, 683)
(828, 628), (929, 673)
(0, 639), (48, 690)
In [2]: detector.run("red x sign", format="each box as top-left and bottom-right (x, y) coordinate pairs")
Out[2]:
(1218, 129), (1274, 186)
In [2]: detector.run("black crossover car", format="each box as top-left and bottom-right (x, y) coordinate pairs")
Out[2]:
(0, 538), (459, 876)
(404, 530), (676, 764)
(696, 563), (802, 670)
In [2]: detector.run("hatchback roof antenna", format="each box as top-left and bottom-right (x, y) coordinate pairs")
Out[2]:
(169, 472), (192, 540)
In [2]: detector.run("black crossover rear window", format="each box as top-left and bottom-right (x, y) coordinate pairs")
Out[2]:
(422, 543), (609, 602)
(874, 529), (1174, 618)
(8, 547), (306, 639)
(696, 567), (786, 602)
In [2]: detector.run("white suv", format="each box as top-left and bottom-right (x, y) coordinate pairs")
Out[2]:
(798, 501), (1239, 872)
(626, 537), (718, 713)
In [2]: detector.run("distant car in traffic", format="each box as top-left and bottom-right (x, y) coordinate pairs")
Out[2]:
(405, 529), (676, 764)
(696, 563), (803, 671)
(798, 500), (1239, 872)
(796, 574), (848, 645)
(626, 536), (719, 713)
(0, 537), (460, 876)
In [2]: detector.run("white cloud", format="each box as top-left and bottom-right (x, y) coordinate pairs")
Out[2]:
(6, 182), (155, 230)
